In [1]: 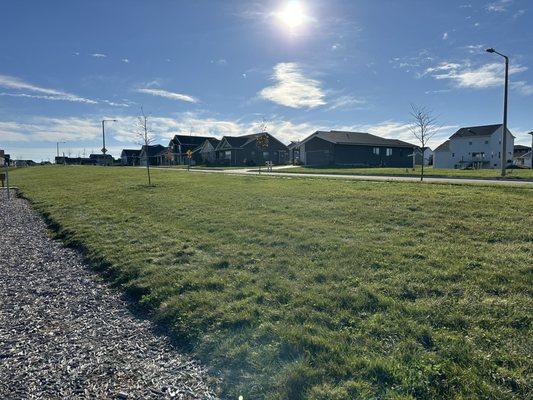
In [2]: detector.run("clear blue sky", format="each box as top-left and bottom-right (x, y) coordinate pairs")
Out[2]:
(1, 0), (532, 161)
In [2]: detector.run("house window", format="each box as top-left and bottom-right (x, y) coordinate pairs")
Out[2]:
(224, 151), (231, 159)
(485, 140), (489, 144)
(263, 151), (269, 159)
(373, 147), (380, 155)
(469, 141), (472, 145)
(452, 153), (455, 157)
(386, 148), (392, 156)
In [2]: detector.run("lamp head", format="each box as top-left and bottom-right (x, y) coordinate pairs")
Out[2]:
(485, 48), (495, 53)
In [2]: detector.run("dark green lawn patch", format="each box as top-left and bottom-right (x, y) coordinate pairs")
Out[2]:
(11, 166), (533, 399)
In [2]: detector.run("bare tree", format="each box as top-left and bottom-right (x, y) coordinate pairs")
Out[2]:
(258, 117), (269, 133)
(135, 106), (155, 186)
(409, 104), (439, 181)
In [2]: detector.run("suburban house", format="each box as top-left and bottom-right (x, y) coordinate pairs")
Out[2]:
(513, 144), (531, 166)
(12, 160), (37, 167)
(433, 124), (514, 169)
(298, 130), (415, 167)
(414, 147), (433, 166)
(139, 145), (169, 166)
(197, 138), (221, 164)
(515, 151), (532, 168)
(89, 153), (115, 166)
(55, 156), (96, 165)
(215, 132), (289, 166)
(169, 134), (214, 164)
(288, 141), (301, 164)
(121, 149), (141, 166)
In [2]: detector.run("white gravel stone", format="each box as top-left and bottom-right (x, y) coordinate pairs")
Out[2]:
(0, 192), (218, 399)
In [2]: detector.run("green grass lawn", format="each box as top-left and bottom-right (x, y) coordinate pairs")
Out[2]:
(274, 166), (533, 180)
(10, 166), (533, 399)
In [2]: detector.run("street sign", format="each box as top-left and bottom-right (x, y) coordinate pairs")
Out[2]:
(101, 147), (107, 154)
(186, 149), (193, 158)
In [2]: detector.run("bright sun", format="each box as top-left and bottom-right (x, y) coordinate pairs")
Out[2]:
(277, 1), (307, 30)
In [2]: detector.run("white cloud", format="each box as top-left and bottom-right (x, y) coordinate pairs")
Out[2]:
(0, 117), (100, 144)
(511, 81), (533, 96)
(259, 62), (326, 109)
(327, 95), (366, 111)
(0, 74), (97, 104)
(442, 32), (449, 40)
(136, 88), (198, 103)
(122, 58), (130, 63)
(486, 0), (513, 12)
(464, 44), (484, 54)
(424, 61), (528, 89)
(91, 53), (107, 58)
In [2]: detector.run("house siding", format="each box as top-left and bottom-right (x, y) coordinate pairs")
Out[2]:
(434, 127), (514, 169)
(301, 137), (412, 167)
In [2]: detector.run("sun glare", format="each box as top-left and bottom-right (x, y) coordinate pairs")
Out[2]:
(277, 1), (308, 30)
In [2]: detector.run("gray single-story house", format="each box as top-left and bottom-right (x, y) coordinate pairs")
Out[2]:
(215, 132), (289, 166)
(298, 130), (416, 167)
(121, 149), (141, 166)
(139, 145), (169, 166)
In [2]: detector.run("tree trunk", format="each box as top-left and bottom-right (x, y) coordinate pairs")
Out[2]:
(146, 158), (151, 186)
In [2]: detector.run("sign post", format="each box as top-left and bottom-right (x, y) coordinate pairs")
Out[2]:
(2, 161), (9, 200)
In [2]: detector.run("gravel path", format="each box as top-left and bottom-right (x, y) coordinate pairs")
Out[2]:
(0, 191), (218, 399)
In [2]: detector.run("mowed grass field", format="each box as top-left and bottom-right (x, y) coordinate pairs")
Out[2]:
(274, 165), (533, 180)
(10, 166), (533, 399)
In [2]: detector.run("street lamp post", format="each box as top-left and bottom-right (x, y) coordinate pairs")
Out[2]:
(56, 141), (66, 163)
(528, 131), (533, 168)
(101, 119), (117, 155)
(486, 48), (509, 177)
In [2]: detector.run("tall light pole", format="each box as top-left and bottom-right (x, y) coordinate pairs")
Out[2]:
(486, 48), (509, 177)
(56, 141), (66, 162)
(101, 119), (117, 155)
(528, 131), (533, 168)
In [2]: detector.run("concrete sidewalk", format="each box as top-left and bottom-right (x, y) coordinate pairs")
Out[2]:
(151, 166), (533, 187)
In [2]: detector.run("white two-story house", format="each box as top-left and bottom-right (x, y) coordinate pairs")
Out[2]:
(433, 124), (514, 169)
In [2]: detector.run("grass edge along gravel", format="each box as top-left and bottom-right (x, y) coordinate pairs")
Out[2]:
(9, 166), (533, 400)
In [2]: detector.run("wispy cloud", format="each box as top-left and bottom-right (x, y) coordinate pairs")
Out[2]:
(0, 117), (100, 143)
(136, 88), (198, 103)
(442, 32), (449, 40)
(327, 95), (366, 111)
(511, 81), (533, 96)
(0, 74), (97, 104)
(121, 58), (130, 63)
(91, 53), (107, 58)
(424, 61), (528, 89)
(486, 0), (513, 12)
(259, 62), (326, 109)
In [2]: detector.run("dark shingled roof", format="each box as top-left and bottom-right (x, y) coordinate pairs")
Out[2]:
(221, 136), (249, 148)
(305, 130), (415, 148)
(170, 135), (215, 147)
(449, 124), (513, 139)
(217, 132), (287, 150)
(514, 144), (531, 150)
(140, 144), (168, 157)
(121, 149), (141, 157)
(434, 140), (451, 152)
